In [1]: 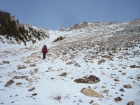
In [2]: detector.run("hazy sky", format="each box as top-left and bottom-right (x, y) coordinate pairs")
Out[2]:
(0, 0), (140, 30)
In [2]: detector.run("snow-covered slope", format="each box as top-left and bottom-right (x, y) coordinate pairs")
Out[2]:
(0, 19), (140, 105)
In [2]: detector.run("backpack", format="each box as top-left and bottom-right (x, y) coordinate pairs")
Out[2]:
(44, 45), (48, 52)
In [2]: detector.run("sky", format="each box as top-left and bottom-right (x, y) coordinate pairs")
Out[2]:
(0, 0), (140, 30)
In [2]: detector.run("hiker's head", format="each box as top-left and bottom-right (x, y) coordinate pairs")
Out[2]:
(44, 45), (47, 48)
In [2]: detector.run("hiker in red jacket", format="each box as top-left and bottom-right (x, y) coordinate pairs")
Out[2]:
(42, 45), (48, 59)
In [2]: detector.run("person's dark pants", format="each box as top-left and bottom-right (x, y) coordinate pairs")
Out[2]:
(43, 52), (46, 59)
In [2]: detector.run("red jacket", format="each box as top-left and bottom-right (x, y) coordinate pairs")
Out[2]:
(42, 47), (48, 53)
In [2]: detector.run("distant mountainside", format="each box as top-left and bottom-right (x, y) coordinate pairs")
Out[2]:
(0, 11), (49, 45)
(0, 11), (140, 47)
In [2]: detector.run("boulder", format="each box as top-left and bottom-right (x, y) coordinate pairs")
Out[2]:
(16, 82), (22, 85)
(58, 72), (67, 76)
(74, 75), (100, 84)
(81, 86), (103, 98)
(3, 61), (10, 64)
(123, 84), (132, 89)
(114, 97), (122, 101)
(32, 93), (37, 96)
(30, 63), (37, 67)
(129, 65), (135, 68)
(18, 65), (26, 70)
(28, 87), (35, 92)
(137, 74), (140, 79)
(127, 101), (135, 105)
(13, 76), (28, 79)
(5, 79), (14, 87)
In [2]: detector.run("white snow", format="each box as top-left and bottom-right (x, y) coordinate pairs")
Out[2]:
(0, 22), (140, 105)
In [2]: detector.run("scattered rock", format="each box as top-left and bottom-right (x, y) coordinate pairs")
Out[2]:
(3, 61), (10, 64)
(58, 72), (67, 76)
(30, 63), (37, 67)
(5, 79), (14, 87)
(51, 77), (54, 80)
(98, 59), (105, 64)
(114, 78), (119, 81)
(128, 76), (133, 79)
(13, 76), (28, 79)
(74, 63), (81, 67)
(66, 62), (74, 65)
(71, 77), (74, 79)
(119, 88), (125, 92)
(122, 72), (126, 75)
(79, 99), (82, 102)
(28, 87), (35, 92)
(34, 68), (38, 73)
(129, 65), (135, 68)
(121, 94), (124, 96)
(32, 93), (37, 96)
(114, 97), (122, 101)
(102, 90), (109, 94)
(127, 101), (135, 105)
(101, 86), (106, 88)
(93, 103), (99, 105)
(137, 74), (140, 79)
(16, 82), (22, 85)
(74, 75), (100, 84)
(37, 56), (41, 58)
(115, 92), (119, 94)
(18, 65), (26, 70)
(89, 100), (94, 104)
(81, 86), (103, 98)
(123, 84), (132, 89)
